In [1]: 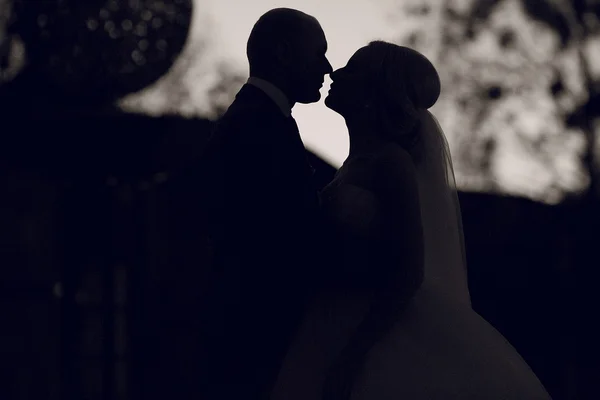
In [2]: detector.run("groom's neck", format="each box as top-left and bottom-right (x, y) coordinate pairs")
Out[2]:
(249, 72), (296, 107)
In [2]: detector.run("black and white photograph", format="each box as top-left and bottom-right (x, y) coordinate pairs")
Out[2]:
(2, 1), (599, 399)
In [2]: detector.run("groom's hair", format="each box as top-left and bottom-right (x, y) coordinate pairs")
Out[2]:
(246, 8), (315, 76)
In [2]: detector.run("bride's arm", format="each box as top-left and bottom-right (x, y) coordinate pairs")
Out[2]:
(375, 148), (425, 295)
(323, 148), (425, 398)
(352, 149), (423, 332)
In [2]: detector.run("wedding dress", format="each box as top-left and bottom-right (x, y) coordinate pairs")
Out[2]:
(270, 111), (551, 400)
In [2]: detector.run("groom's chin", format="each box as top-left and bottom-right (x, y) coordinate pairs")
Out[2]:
(297, 91), (322, 104)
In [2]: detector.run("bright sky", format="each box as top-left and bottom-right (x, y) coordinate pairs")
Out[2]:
(203, 0), (400, 166)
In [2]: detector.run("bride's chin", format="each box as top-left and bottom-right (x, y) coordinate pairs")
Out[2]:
(324, 95), (336, 110)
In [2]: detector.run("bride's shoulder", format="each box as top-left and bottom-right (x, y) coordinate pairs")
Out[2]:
(374, 144), (417, 179)
(378, 143), (413, 162)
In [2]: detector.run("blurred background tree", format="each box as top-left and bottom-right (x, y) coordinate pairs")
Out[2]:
(389, 0), (599, 205)
(2, 0), (193, 104)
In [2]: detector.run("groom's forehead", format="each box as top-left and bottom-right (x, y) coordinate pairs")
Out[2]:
(301, 17), (325, 39)
(310, 28), (328, 51)
(297, 29), (326, 52)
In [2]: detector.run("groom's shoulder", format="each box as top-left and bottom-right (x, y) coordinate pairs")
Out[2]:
(217, 100), (277, 134)
(209, 108), (275, 156)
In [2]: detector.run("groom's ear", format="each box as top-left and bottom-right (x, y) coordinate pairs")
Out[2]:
(275, 40), (293, 67)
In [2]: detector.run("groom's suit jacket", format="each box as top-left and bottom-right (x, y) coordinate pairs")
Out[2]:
(200, 82), (323, 398)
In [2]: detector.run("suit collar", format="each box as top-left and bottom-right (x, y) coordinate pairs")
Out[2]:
(246, 77), (292, 117)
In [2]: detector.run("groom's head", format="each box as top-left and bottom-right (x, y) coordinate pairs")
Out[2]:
(247, 8), (332, 105)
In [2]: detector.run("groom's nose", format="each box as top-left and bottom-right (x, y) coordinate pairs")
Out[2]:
(324, 58), (333, 75)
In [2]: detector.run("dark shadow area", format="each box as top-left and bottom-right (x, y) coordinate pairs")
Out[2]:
(0, 97), (335, 399)
(1, 103), (596, 400)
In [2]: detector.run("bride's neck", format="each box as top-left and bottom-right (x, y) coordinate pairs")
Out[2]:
(346, 119), (387, 158)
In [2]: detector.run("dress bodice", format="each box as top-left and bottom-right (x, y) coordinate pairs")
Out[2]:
(318, 153), (397, 293)
(320, 154), (382, 232)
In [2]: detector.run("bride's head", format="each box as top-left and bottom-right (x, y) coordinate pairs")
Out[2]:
(325, 41), (441, 154)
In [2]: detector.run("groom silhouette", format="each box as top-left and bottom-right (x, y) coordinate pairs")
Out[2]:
(199, 8), (332, 400)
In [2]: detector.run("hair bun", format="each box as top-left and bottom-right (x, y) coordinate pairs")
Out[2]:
(400, 47), (441, 109)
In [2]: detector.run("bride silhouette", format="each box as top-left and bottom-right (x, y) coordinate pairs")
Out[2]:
(271, 41), (552, 400)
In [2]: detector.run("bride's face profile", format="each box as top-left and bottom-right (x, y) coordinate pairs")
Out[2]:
(324, 46), (376, 118)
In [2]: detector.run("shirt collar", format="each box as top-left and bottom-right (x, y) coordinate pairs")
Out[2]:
(247, 76), (292, 117)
